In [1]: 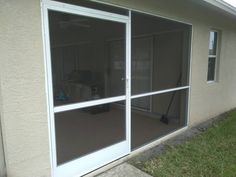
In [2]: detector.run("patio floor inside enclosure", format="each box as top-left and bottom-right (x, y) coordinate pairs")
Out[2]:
(48, 3), (191, 166)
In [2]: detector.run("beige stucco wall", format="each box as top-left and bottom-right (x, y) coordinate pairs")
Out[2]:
(0, 0), (236, 177)
(0, 0), (51, 177)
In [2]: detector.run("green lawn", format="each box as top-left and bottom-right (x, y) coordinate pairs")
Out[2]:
(139, 111), (236, 177)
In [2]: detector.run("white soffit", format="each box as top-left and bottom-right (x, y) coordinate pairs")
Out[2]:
(203, 0), (236, 17)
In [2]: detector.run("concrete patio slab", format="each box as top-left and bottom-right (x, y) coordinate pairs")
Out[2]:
(96, 163), (152, 177)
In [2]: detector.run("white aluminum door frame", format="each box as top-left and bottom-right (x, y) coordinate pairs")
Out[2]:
(0, 119), (6, 177)
(41, 1), (131, 177)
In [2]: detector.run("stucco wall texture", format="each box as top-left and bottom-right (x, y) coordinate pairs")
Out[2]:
(0, 0), (236, 176)
(0, 0), (51, 177)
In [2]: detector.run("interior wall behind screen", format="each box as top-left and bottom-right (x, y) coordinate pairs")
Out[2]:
(153, 31), (183, 91)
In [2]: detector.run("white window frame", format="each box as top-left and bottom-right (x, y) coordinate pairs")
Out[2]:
(207, 29), (220, 83)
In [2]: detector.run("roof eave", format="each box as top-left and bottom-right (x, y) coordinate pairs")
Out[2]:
(203, 0), (236, 17)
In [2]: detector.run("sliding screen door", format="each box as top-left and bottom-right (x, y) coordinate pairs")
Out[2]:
(43, 2), (130, 177)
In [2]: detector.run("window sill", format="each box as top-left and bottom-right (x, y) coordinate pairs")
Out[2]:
(207, 80), (217, 84)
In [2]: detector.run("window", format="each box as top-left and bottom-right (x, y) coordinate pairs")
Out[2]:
(207, 30), (219, 82)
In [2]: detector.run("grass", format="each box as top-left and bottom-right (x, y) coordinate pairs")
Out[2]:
(139, 111), (236, 177)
